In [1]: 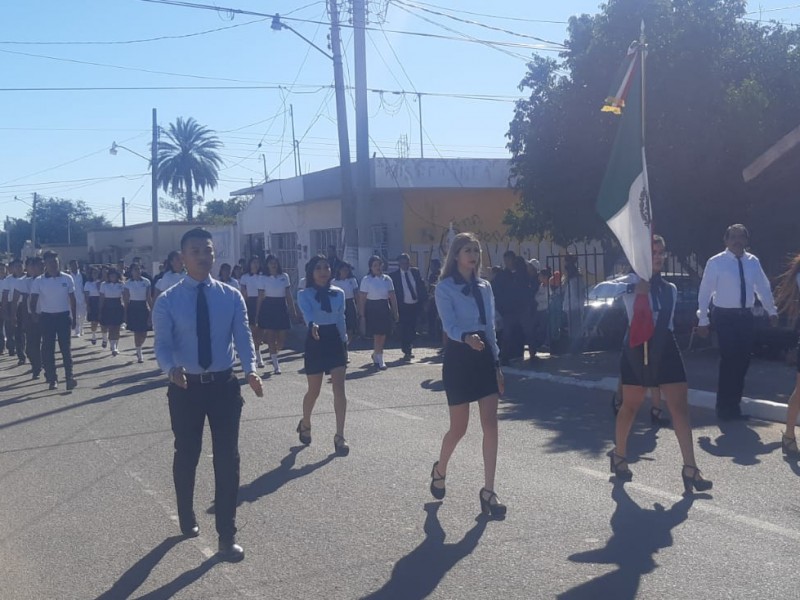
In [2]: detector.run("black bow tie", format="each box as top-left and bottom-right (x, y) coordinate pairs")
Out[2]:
(315, 286), (337, 313)
(454, 274), (487, 325)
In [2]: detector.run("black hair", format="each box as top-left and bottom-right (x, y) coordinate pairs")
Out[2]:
(166, 250), (181, 273)
(397, 253), (410, 262)
(264, 254), (283, 275)
(218, 262), (232, 280)
(180, 227), (213, 249)
(336, 261), (354, 279)
(107, 268), (120, 280)
(724, 224), (749, 241)
(9, 258), (22, 267)
(503, 250), (516, 259)
(247, 256), (262, 275)
(305, 255), (331, 289)
(368, 255), (383, 276)
(42, 251), (58, 260)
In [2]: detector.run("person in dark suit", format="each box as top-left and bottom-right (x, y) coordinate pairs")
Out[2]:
(390, 253), (428, 361)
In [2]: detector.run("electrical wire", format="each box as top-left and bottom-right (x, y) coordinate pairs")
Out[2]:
(397, 0), (569, 24)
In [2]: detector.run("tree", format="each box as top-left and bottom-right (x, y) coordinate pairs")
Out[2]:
(195, 198), (249, 225)
(155, 117), (224, 222)
(507, 0), (800, 273)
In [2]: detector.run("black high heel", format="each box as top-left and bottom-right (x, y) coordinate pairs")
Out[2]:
(782, 434), (800, 458)
(334, 434), (350, 456)
(650, 407), (670, 428)
(430, 461), (445, 500)
(296, 419), (311, 445)
(607, 450), (633, 481)
(479, 488), (507, 517)
(682, 465), (713, 493)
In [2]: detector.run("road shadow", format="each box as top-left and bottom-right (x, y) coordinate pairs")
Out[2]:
(559, 483), (693, 600)
(95, 369), (162, 388)
(93, 535), (219, 600)
(698, 420), (782, 466)
(420, 378), (444, 393)
(236, 446), (335, 507)
(359, 502), (488, 600)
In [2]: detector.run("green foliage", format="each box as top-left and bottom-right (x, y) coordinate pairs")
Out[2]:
(195, 198), (249, 225)
(507, 0), (800, 271)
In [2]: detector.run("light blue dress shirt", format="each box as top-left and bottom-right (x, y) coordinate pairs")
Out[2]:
(435, 276), (500, 361)
(297, 285), (347, 343)
(153, 275), (256, 375)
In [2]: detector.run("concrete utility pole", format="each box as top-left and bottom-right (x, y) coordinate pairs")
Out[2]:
(290, 104), (300, 177)
(5, 216), (10, 255)
(353, 0), (371, 270)
(151, 108), (160, 265)
(31, 192), (37, 248)
(328, 0), (358, 267)
(67, 214), (71, 244)
(121, 197), (126, 228)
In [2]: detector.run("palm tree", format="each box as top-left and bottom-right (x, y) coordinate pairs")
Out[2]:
(155, 117), (223, 222)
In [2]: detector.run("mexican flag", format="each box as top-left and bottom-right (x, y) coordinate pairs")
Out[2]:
(597, 41), (654, 347)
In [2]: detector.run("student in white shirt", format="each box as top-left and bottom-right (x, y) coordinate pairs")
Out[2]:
(68, 260), (86, 337)
(218, 263), (240, 291)
(358, 255), (398, 370)
(123, 263), (153, 363)
(100, 269), (125, 356)
(333, 262), (360, 343)
(775, 255), (800, 457)
(84, 267), (102, 345)
(256, 255), (298, 375)
(5, 259), (27, 364)
(154, 251), (185, 298)
(239, 257), (265, 368)
(19, 257), (44, 379)
(696, 224), (777, 421)
(0, 261), (7, 355)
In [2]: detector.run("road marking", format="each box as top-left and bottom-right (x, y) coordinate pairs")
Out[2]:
(574, 466), (800, 542)
(353, 398), (424, 420)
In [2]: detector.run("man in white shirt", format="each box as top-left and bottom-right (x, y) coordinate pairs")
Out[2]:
(389, 253), (428, 361)
(697, 224), (777, 421)
(30, 251), (78, 391)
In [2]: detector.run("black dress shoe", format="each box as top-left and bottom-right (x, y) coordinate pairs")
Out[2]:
(66, 379), (78, 391)
(181, 524), (200, 538)
(48, 381), (57, 390)
(31, 372), (41, 380)
(218, 539), (245, 562)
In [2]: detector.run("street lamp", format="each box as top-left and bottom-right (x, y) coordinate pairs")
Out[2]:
(270, 14), (334, 60)
(109, 141), (149, 162)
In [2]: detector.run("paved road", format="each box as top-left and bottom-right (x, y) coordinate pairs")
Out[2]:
(1, 333), (799, 599)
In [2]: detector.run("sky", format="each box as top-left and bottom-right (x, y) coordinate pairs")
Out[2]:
(1, 0), (799, 228)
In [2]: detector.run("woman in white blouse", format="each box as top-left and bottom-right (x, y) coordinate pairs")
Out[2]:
(83, 266), (102, 345)
(257, 255), (298, 375)
(358, 255), (398, 370)
(99, 268), (125, 357)
(333, 262), (360, 344)
(122, 263), (152, 363)
(240, 257), (265, 368)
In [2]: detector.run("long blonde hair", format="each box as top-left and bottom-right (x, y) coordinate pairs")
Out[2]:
(775, 253), (800, 324)
(440, 232), (482, 281)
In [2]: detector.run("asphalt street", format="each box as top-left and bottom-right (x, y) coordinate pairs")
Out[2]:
(1, 332), (799, 600)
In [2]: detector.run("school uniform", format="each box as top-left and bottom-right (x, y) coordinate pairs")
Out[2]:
(153, 275), (257, 546)
(31, 272), (76, 386)
(257, 273), (292, 330)
(697, 249), (777, 419)
(1, 275), (20, 355)
(0, 276), (7, 354)
(155, 270), (185, 294)
(333, 277), (359, 333)
(10, 276), (30, 363)
(124, 278), (151, 332)
(360, 274), (395, 336)
(436, 274), (500, 405)
(84, 280), (101, 323)
(70, 270), (86, 335)
(221, 277), (240, 291)
(298, 285), (347, 375)
(390, 267), (428, 356)
(100, 281), (125, 327)
(24, 280), (42, 378)
(239, 273), (262, 326)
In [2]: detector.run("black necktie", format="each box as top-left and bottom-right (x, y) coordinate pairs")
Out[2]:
(736, 256), (746, 308)
(197, 283), (212, 369)
(404, 271), (417, 301)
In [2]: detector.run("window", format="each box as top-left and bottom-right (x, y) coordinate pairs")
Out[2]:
(310, 228), (341, 258)
(270, 232), (299, 288)
(371, 224), (389, 261)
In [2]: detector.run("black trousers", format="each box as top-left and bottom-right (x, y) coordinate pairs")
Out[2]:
(398, 302), (420, 354)
(3, 309), (15, 354)
(714, 309), (754, 416)
(0, 309), (5, 353)
(25, 313), (42, 376)
(41, 312), (74, 382)
(14, 302), (27, 361)
(167, 374), (243, 541)
(500, 312), (525, 362)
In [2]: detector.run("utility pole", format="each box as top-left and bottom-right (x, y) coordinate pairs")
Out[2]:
(5, 216), (10, 255)
(121, 197), (126, 228)
(67, 214), (71, 244)
(31, 192), (37, 248)
(290, 104), (300, 177)
(151, 108), (160, 267)
(261, 154), (268, 183)
(417, 93), (424, 158)
(328, 0), (357, 266)
(353, 0), (371, 269)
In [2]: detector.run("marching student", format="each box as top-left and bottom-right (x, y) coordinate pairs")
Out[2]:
(30, 251), (78, 391)
(20, 257), (44, 379)
(774, 254), (800, 457)
(0, 262), (8, 355)
(696, 224), (777, 421)
(123, 263), (152, 363)
(390, 253), (428, 362)
(608, 235), (712, 493)
(358, 255), (398, 370)
(218, 263), (240, 291)
(296, 255), (350, 456)
(257, 254), (297, 375)
(7, 259), (28, 366)
(231, 263), (243, 282)
(154, 251), (185, 299)
(84, 267), (102, 345)
(430, 232), (506, 517)
(332, 262), (360, 343)
(1, 259), (23, 357)
(152, 228), (263, 562)
(239, 257), (265, 369)
(99, 269), (125, 357)
(68, 260), (86, 337)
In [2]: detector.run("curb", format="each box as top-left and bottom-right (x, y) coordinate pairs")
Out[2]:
(503, 367), (791, 425)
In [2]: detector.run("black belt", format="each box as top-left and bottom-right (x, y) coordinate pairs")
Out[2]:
(184, 368), (233, 385)
(714, 307), (752, 314)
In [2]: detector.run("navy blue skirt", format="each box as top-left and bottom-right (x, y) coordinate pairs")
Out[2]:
(304, 324), (347, 375)
(258, 296), (291, 330)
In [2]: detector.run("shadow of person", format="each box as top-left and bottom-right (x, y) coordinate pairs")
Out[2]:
(698, 422), (782, 466)
(236, 446), (336, 507)
(132, 555), (221, 600)
(559, 483), (693, 600)
(360, 502), (488, 600)
(419, 378), (445, 393)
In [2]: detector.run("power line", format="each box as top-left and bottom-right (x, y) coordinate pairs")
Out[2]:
(746, 3), (800, 15)
(398, 0), (569, 25)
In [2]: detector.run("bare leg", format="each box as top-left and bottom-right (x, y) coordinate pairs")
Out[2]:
(478, 394), (500, 491)
(660, 382), (697, 467)
(651, 387), (662, 409)
(330, 366), (347, 436)
(374, 334), (386, 354)
(134, 332), (147, 347)
(436, 404), (470, 479)
(614, 385), (646, 460)
(302, 374), (324, 429)
(785, 373), (800, 439)
(276, 330), (287, 354)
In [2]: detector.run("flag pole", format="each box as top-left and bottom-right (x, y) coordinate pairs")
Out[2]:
(640, 20), (650, 367)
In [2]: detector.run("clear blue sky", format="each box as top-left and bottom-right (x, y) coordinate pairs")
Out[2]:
(1, 0), (798, 226)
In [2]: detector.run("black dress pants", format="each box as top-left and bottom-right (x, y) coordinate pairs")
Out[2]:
(26, 313), (42, 376)
(41, 312), (73, 382)
(398, 302), (420, 355)
(167, 374), (243, 541)
(14, 302), (27, 361)
(4, 310), (15, 354)
(714, 309), (754, 417)
(0, 310), (5, 353)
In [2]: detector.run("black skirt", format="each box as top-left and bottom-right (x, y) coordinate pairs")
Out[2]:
(620, 332), (687, 387)
(126, 300), (150, 333)
(87, 296), (100, 323)
(442, 333), (499, 406)
(365, 299), (392, 336)
(100, 300), (124, 327)
(258, 296), (291, 330)
(344, 298), (358, 333)
(245, 296), (259, 326)
(304, 324), (347, 375)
